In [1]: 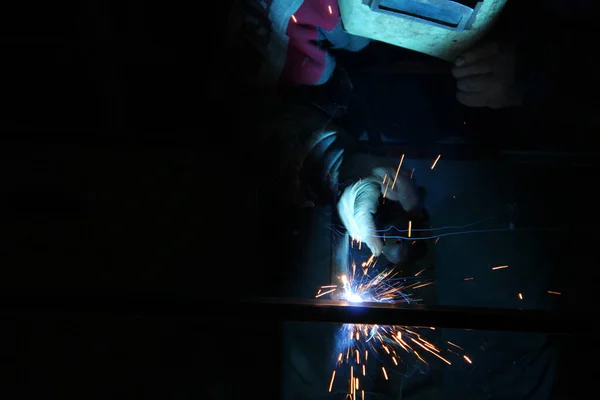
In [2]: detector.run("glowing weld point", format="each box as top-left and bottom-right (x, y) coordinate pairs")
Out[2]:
(347, 293), (363, 303)
(322, 261), (458, 388)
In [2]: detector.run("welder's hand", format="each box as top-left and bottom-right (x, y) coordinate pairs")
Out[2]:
(452, 42), (523, 109)
(338, 178), (383, 256)
(371, 167), (421, 212)
(338, 167), (422, 257)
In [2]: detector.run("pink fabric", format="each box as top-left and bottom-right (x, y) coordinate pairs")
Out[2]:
(279, 0), (340, 86)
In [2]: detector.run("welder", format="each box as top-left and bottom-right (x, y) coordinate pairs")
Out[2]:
(233, 0), (600, 249)
(231, 2), (598, 399)
(256, 97), (429, 262)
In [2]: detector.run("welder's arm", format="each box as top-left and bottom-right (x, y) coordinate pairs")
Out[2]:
(259, 102), (424, 256)
(259, 103), (353, 207)
(451, 41), (522, 109)
(452, 1), (600, 117)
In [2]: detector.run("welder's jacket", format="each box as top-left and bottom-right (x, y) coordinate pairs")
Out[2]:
(257, 101), (347, 207)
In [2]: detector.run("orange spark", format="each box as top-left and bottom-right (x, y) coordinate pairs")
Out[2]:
(411, 338), (451, 365)
(431, 154), (441, 170)
(391, 154), (405, 189)
(414, 351), (427, 364)
(328, 370), (336, 392)
(448, 341), (464, 350)
(492, 265), (508, 270)
(315, 288), (336, 298)
(383, 179), (390, 198)
(412, 282), (433, 290)
(408, 220), (412, 237)
(291, 14), (297, 23)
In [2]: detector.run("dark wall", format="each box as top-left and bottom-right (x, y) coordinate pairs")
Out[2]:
(1, 1), (232, 137)
(0, 2), (269, 399)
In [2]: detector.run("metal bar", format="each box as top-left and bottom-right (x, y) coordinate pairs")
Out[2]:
(236, 298), (589, 336)
(0, 294), (587, 336)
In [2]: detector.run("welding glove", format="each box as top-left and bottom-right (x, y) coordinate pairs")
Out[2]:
(337, 166), (422, 257)
(452, 41), (523, 109)
(371, 167), (422, 212)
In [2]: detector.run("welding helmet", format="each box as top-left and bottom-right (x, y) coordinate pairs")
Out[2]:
(338, 0), (508, 61)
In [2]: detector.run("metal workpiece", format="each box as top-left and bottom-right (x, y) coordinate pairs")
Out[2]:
(0, 291), (587, 336)
(235, 297), (589, 336)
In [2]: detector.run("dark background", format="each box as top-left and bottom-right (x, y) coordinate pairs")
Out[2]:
(0, 1), (598, 399)
(0, 1), (245, 398)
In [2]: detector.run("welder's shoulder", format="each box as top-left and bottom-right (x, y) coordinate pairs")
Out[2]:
(226, 1), (280, 87)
